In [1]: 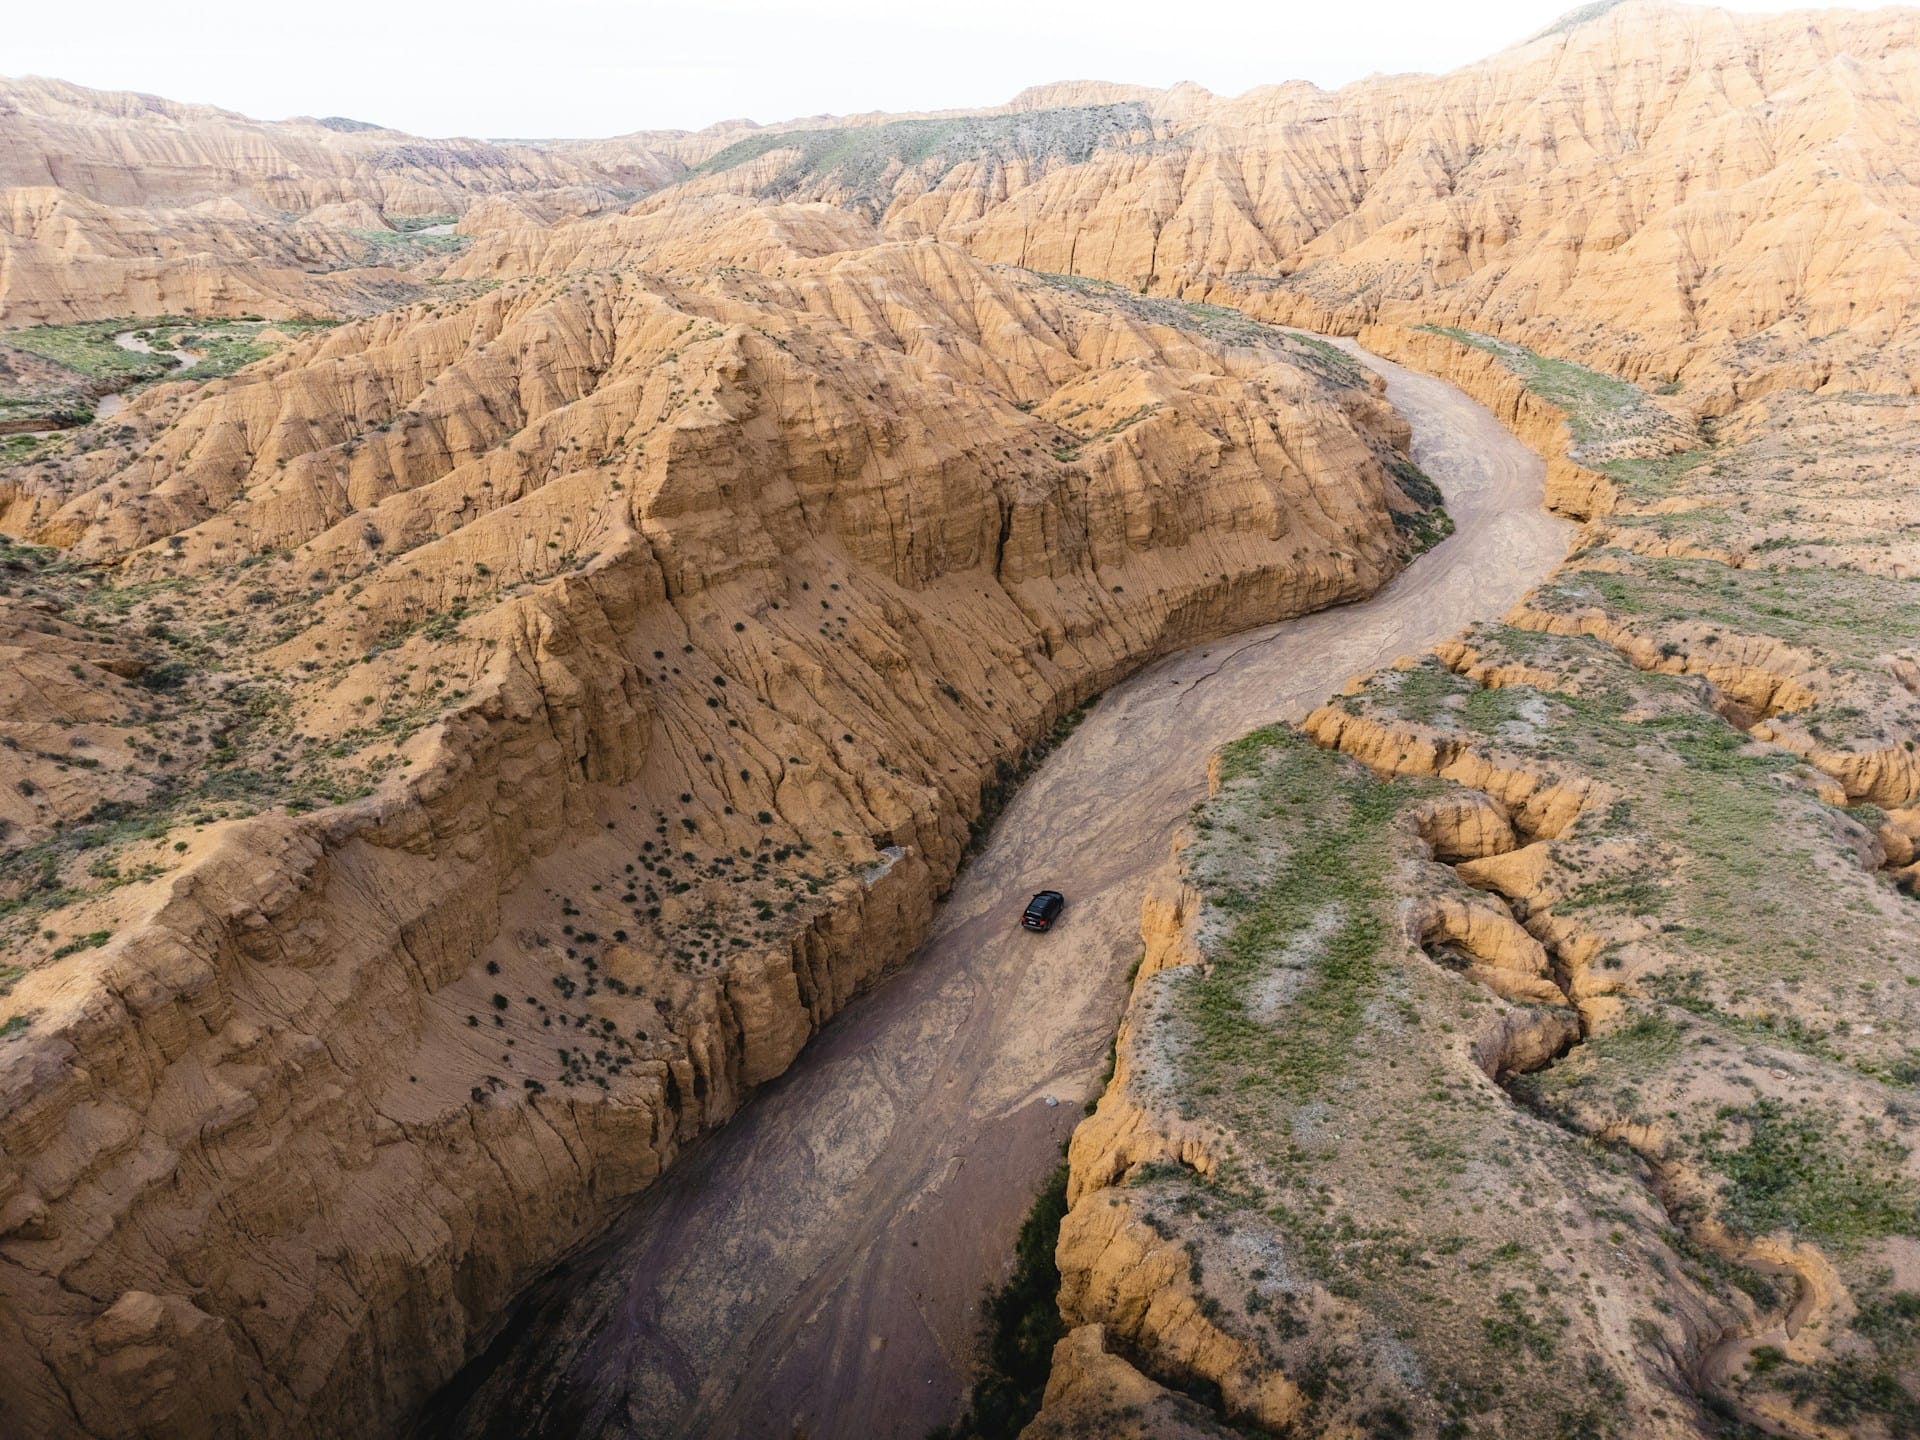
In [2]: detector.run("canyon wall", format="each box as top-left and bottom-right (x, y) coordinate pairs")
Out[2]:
(632, 3), (1920, 398)
(5, 3), (1920, 1435)
(12, 1), (1919, 373)
(0, 207), (1436, 1437)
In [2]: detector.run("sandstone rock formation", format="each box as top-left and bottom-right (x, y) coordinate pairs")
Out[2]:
(0, 199), (1432, 1438)
(0, 75), (698, 324)
(4, 2), (1920, 1436)
(633, 2), (1920, 400)
(14, 0), (1919, 371)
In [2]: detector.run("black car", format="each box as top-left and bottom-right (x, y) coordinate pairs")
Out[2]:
(1022, 890), (1065, 931)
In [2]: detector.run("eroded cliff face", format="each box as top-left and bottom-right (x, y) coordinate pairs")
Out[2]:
(5, 5), (1920, 1436)
(17, 0), (1916, 379)
(0, 203), (1436, 1437)
(1038, 734), (1728, 1438)
(601, 2), (1920, 401)
(0, 75), (703, 325)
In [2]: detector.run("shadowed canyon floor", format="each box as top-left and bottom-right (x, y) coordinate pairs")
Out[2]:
(420, 342), (1573, 1439)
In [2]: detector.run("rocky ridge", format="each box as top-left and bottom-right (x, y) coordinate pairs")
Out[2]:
(0, 202), (1435, 1437)
(3, 3), (1920, 1435)
(0, 75), (696, 325)
(616, 2), (1920, 404)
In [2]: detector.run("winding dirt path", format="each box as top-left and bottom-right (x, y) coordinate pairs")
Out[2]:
(418, 341), (1575, 1440)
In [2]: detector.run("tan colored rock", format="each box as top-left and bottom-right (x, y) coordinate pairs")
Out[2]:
(1020, 1325), (1233, 1440)
(1359, 323), (1622, 519)
(1303, 703), (1605, 840)
(0, 212), (1432, 1438)
(5, 4), (1920, 1435)
(591, 3), (1920, 399)
(1052, 1191), (1301, 1432)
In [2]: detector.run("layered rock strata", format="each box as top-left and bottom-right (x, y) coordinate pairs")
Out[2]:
(0, 211), (1435, 1437)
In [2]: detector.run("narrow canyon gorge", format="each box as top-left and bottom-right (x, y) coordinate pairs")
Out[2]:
(416, 340), (1574, 1439)
(2, 3), (1919, 1437)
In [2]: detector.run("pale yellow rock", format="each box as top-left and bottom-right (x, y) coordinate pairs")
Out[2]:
(4, 5), (1920, 1436)
(0, 211), (1429, 1438)
(1019, 1325), (1233, 1440)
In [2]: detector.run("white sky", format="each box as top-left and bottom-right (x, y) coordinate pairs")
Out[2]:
(6, 0), (1882, 139)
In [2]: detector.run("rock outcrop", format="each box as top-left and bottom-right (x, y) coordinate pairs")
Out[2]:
(1034, 238), (1920, 1440)
(6, 3), (1920, 1436)
(634, 3), (1920, 399)
(0, 206), (1434, 1438)
(0, 75), (698, 324)
(1035, 727), (1734, 1438)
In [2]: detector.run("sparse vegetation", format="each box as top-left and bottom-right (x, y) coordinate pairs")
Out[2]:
(688, 104), (1153, 218)
(1182, 725), (1405, 1103)
(1701, 1100), (1919, 1249)
(1415, 325), (1658, 450)
(0, 316), (337, 430)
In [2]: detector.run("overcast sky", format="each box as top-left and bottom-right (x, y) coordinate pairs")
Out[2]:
(7, 0), (1876, 138)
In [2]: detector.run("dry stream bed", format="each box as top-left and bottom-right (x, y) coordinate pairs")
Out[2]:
(417, 341), (1575, 1439)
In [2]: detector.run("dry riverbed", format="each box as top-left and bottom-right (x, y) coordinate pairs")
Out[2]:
(418, 341), (1574, 1440)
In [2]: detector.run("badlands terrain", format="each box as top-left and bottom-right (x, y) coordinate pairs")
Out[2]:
(1, 1), (1919, 1438)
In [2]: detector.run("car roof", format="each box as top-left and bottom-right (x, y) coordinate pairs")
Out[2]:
(1030, 890), (1062, 901)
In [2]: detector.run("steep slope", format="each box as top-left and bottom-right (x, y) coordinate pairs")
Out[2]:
(0, 76), (694, 324)
(405, 336), (1567, 1440)
(4, 4), (1920, 1436)
(0, 77), (683, 209)
(0, 76), (1181, 327)
(617, 2), (1920, 400)
(0, 203), (1437, 1438)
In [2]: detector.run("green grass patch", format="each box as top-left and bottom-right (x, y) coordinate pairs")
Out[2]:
(1358, 639), (1895, 1006)
(1583, 1011), (1685, 1070)
(1527, 0), (1629, 42)
(351, 228), (471, 258)
(1279, 329), (1367, 387)
(1760, 1289), (1920, 1436)
(1578, 558), (1920, 664)
(386, 214), (458, 233)
(49, 930), (111, 960)
(1701, 1099), (1919, 1249)
(966, 700), (1095, 855)
(2, 317), (337, 400)
(1387, 456), (1455, 555)
(1558, 872), (1667, 918)
(1772, 1354), (1920, 1435)
(1597, 450), (1712, 503)
(0, 435), (53, 466)
(1181, 726), (1413, 1105)
(1482, 1287), (1569, 1361)
(6, 320), (180, 381)
(1414, 325), (1664, 449)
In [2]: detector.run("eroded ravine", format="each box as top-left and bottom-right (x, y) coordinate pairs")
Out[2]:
(418, 341), (1576, 1440)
